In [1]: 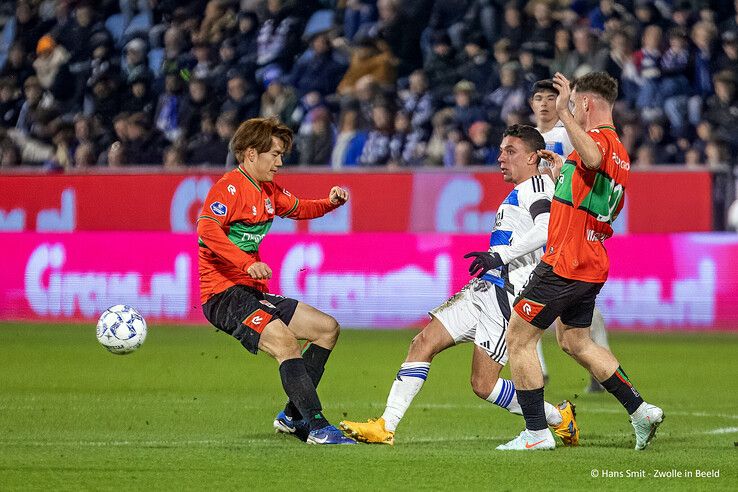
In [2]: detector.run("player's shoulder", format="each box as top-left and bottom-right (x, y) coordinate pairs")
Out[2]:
(518, 174), (554, 196)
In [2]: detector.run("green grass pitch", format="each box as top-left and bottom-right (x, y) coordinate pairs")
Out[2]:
(0, 324), (736, 491)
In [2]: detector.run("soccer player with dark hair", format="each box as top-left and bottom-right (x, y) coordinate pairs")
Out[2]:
(529, 78), (613, 393)
(498, 72), (664, 451)
(197, 117), (355, 445)
(339, 125), (579, 447)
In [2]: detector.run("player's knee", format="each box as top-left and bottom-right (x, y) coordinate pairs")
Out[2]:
(557, 333), (586, 357)
(408, 331), (437, 360)
(505, 330), (526, 354)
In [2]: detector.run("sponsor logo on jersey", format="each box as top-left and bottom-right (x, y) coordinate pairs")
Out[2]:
(264, 198), (274, 214)
(242, 309), (273, 333)
(283, 189), (291, 197)
(252, 205), (257, 216)
(227, 184), (236, 195)
(611, 152), (630, 170)
(586, 229), (608, 242)
(210, 201), (227, 216)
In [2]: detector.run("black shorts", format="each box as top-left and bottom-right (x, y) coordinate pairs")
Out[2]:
(513, 262), (604, 330)
(202, 285), (299, 354)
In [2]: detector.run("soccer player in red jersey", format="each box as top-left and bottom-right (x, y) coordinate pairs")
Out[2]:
(197, 117), (355, 445)
(498, 72), (664, 451)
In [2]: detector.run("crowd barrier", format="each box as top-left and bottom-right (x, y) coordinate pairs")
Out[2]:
(2, 232), (736, 331)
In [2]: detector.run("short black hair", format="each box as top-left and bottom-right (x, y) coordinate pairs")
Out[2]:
(503, 124), (545, 154)
(571, 71), (618, 105)
(531, 79), (558, 98)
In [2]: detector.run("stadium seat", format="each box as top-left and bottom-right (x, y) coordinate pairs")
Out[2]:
(148, 48), (164, 77)
(124, 11), (153, 40)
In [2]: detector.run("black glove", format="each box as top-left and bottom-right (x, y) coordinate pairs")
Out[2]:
(463, 251), (504, 278)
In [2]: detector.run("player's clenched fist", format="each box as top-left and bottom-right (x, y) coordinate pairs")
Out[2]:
(329, 186), (349, 205)
(247, 262), (272, 280)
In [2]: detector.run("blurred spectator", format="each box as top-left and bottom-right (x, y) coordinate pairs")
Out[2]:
(155, 72), (186, 142)
(0, 42), (34, 88)
(297, 106), (333, 165)
(256, 0), (302, 72)
(527, 0), (559, 61)
(124, 112), (167, 165)
(163, 144), (186, 169)
(0, 138), (22, 168)
(187, 112), (234, 166)
(485, 63), (526, 126)
(642, 119), (678, 164)
(122, 71), (154, 117)
(260, 70), (299, 128)
(1, 1), (55, 60)
(235, 11), (259, 67)
(500, 2), (525, 49)
(705, 71), (738, 151)
(288, 32), (347, 97)
(634, 24), (663, 120)
(211, 37), (243, 99)
(423, 32), (457, 100)
(359, 104), (394, 165)
(467, 120), (497, 165)
(457, 33), (495, 95)
(451, 80), (485, 134)
(716, 30), (738, 81)
(425, 107), (455, 165)
(399, 69), (434, 133)
(179, 77), (214, 138)
(191, 41), (215, 82)
(633, 144), (655, 168)
(33, 34), (75, 109)
(122, 38), (150, 83)
(221, 73), (259, 122)
(452, 139), (473, 166)
(519, 43), (549, 93)
(331, 106), (367, 168)
(374, 0), (426, 78)
(388, 110), (425, 166)
(549, 28), (572, 77)
(106, 141), (126, 167)
(0, 79), (22, 127)
(337, 37), (397, 96)
(16, 76), (44, 136)
(558, 27), (605, 79)
(659, 27), (692, 137)
(689, 21), (718, 126)
(84, 69), (121, 131)
(74, 141), (97, 168)
(53, 1), (102, 66)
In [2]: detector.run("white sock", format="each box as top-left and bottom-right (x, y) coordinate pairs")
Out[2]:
(486, 378), (562, 426)
(536, 339), (548, 377)
(590, 308), (610, 349)
(381, 362), (430, 432)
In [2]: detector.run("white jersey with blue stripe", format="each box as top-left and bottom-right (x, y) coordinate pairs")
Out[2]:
(481, 174), (554, 295)
(539, 121), (574, 159)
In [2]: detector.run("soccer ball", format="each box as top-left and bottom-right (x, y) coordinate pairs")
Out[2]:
(96, 305), (147, 355)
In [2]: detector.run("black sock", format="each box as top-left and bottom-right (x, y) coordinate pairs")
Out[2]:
(600, 366), (644, 414)
(516, 387), (548, 431)
(279, 358), (329, 431)
(283, 344), (332, 420)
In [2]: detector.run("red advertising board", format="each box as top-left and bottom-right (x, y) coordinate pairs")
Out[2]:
(0, 170), (713, 233)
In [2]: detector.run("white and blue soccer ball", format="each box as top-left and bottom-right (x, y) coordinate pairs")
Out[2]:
(96, 305), (147, 355)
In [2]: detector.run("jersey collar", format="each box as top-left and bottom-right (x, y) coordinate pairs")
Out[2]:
(596, 125), (616, 131)
(237, 165), (262, 192)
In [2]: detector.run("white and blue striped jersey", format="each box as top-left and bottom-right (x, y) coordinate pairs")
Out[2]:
(539, 120), (574, 159)
(481, 174), (555, 295)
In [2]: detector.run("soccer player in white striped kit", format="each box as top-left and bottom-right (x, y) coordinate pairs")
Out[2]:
(340, 125), (578, 446)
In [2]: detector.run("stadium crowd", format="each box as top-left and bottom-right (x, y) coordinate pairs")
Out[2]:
(0, 0), (736, 170)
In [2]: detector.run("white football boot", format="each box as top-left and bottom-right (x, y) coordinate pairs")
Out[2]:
(630, 402), (665, 450)
(496, 428), (556, 451)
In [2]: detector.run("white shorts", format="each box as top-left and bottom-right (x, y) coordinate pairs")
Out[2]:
(429, 278), (514, 365)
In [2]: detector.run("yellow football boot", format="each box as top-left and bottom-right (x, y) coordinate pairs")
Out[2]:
(551, 400), (579, 446)
(339, 417), (395, 445)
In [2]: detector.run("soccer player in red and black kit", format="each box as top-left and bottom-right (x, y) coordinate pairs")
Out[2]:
(497, 72), (664, 451)
(197, 117), (355, 445)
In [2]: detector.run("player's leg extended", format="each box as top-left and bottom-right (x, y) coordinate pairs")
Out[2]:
(555, 320), (664, 450)
(259, 318), (354, 444)
(585, 308), (608, 392)
(340, 317), (455, 444)
(276, 302), (339, 430)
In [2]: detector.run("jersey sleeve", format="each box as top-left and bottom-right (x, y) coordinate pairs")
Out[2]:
(197, 178), (256, 272)
(274, 184), (338, 220)
(197, 177), (238, 227)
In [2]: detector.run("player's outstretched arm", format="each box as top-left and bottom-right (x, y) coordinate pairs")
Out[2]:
(276, 186), (349, 220)
(552, 72), (603, 170)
